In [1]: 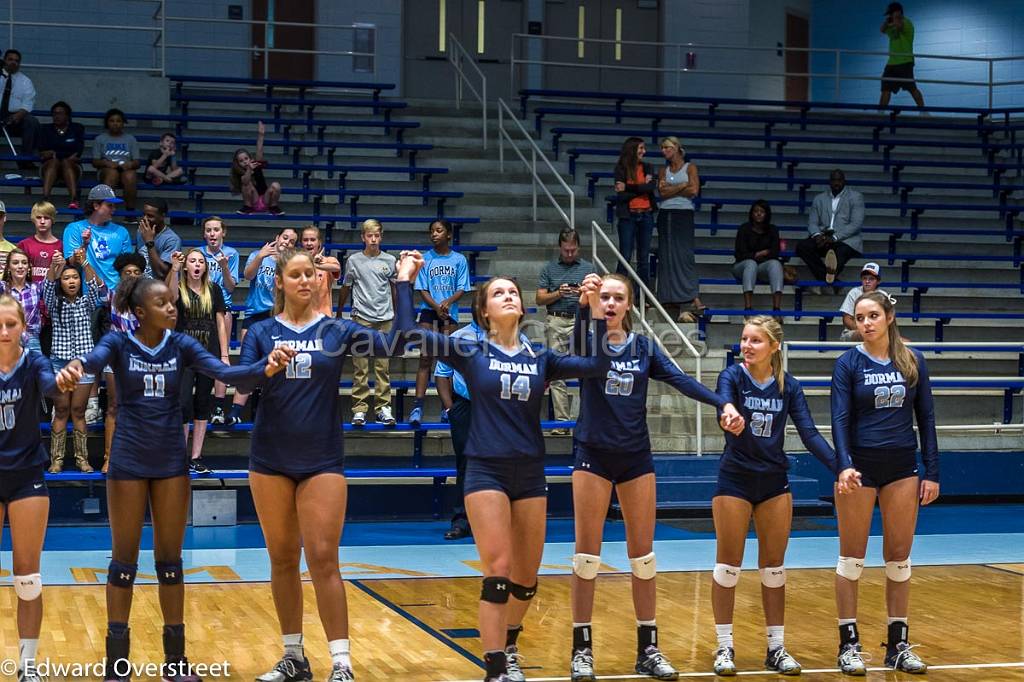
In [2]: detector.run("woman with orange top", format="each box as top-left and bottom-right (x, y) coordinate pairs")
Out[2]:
(613, 137), (657, 293)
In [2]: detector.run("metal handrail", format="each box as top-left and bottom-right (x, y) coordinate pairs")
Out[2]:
(7, 2), (378, 79)
(448, 33), (488, 149)
(510, 32), (1024, 108)
(590, 220), (707, 456)
(496, 97), (574, 229)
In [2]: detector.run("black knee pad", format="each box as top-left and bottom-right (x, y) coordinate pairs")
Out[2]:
(480, 576), (510, 604)
(510, 581), (537, 601)
(156, 559), (184, 585)
(107, 560), (138, 588)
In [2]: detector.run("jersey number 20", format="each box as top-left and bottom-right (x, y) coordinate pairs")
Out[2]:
(605, 370), (634, 396)
(499, 373), (531, 402)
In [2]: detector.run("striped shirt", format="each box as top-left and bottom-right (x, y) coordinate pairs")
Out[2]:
(0, 281), (44, 339)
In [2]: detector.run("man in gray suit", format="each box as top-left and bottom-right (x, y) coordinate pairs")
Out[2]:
(797, 169), (864, 292)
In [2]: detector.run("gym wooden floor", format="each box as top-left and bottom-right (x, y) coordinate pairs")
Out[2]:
(2, 564), (1021, 681)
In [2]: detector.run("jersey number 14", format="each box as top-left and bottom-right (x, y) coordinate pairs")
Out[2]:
(499, 373), (531, 402)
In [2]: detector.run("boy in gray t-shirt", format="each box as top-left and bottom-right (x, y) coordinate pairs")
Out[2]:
(339, 219), (398, 426)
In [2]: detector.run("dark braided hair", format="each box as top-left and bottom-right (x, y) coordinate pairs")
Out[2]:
(114, 275), (163, 318)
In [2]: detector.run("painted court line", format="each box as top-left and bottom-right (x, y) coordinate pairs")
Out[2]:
(443, 661), (1024, 681)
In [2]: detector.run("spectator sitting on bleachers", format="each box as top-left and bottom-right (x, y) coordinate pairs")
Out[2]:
(732, 199), (783, 314)
(613, 136), (656, 291)
(18, 200), (61, 283)
(136, 197), (181, 279)
(300, 225), (340, 317)
(0, 49), (39, 176)
(62, 184), (133, 290)
(0, 200), (16, 278)
(38, 101), (85, 208)
(796, 169), (864, 294)
(91, 108), (140, 213)
(144, 132), (185, 185)
(229, 120), (283, 215)
(338, 218), (397, 427)
(839, 262), (888, 341)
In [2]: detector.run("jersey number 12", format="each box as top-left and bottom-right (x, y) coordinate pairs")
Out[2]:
(286, 352), (312, 379)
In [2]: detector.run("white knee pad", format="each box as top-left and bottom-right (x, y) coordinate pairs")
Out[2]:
(713, 563), (741, 588)
(14, 573), (42, 601)
(885, 558), (912, 582)
(572, 553), (601, 580)
(629, 552), (657, 580)
(836, 556), (864, 581)
(759, 566), (786, 588)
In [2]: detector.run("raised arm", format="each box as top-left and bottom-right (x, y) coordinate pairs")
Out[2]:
(344, 252), (425, 358)
(165, 251), (183, 303)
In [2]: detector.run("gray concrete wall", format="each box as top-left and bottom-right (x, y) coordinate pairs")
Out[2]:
(33, 70), (169, 116)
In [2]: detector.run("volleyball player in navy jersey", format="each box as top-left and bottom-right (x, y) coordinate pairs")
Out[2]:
(830, 291), (938, 675)
(406, 276), (614, 682)
(711, 316), (861, 677)
(56, 277), (293, 682)
(240, 247), (423, 682)
(567, 273), (743, 682)
(0, 295), (65, 682)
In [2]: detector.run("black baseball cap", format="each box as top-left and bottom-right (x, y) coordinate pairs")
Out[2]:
(885, 2), (904, 14)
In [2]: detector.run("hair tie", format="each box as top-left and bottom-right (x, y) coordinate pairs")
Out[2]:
(886, 294), (898, 306)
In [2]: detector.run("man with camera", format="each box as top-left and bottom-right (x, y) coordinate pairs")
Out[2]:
(879, 2), (925, 109)
(536, 228), (593, 434)
(0, 49), (40, 175)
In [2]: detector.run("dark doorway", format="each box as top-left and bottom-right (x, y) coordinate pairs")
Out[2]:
(785, 12), (809, 103)
(543, 1), (660, 94)
(402, 0), (524, 99)
(252, 0), (316, 81)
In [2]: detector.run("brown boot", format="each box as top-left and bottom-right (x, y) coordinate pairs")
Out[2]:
(73, 430), (94, 473)
(49, 428), (66, 474)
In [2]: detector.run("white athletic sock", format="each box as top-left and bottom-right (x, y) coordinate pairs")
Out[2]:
(19, 639), (38, 669)
(838, 618), (857, 626)
(329, 639), (351, 669)
(887, 616), (907, 625)
(282, 633), (303, 659)
(636, 619), (657, 627)
(715, 624), (734, 649)
(766, 625), (785, 651)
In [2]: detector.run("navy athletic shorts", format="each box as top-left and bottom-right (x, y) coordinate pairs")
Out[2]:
(574, 443), (654, 484)
(464, 457), (547, 501)
(250, 459), (346, 483)
(0, 466), (48, 505)
(852, 448), (919, 488)
(241, 310), (271, 331)
(106, 465), (188, 481)
(714, 467), (790, 505)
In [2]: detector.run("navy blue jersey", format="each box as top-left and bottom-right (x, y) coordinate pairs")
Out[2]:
(717, 363), (844, 475)
(0, 350), (61, 471)
(414, 320), (612, 460)
(240, 281), (415, 474)
(573, 307), (726, 451)
(831, 346), (939, 482)
(80, 331), (268, 477)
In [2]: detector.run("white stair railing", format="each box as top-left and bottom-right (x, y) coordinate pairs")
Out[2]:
(448, 33), (488, 149)
(496, 97), (574, 229)
(590, 220), (708, 455)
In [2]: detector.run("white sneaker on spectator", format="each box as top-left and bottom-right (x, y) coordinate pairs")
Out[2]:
(85, 397), (103, 424)
(376, 406), (396, 426)
(352, 412), (366, 427)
